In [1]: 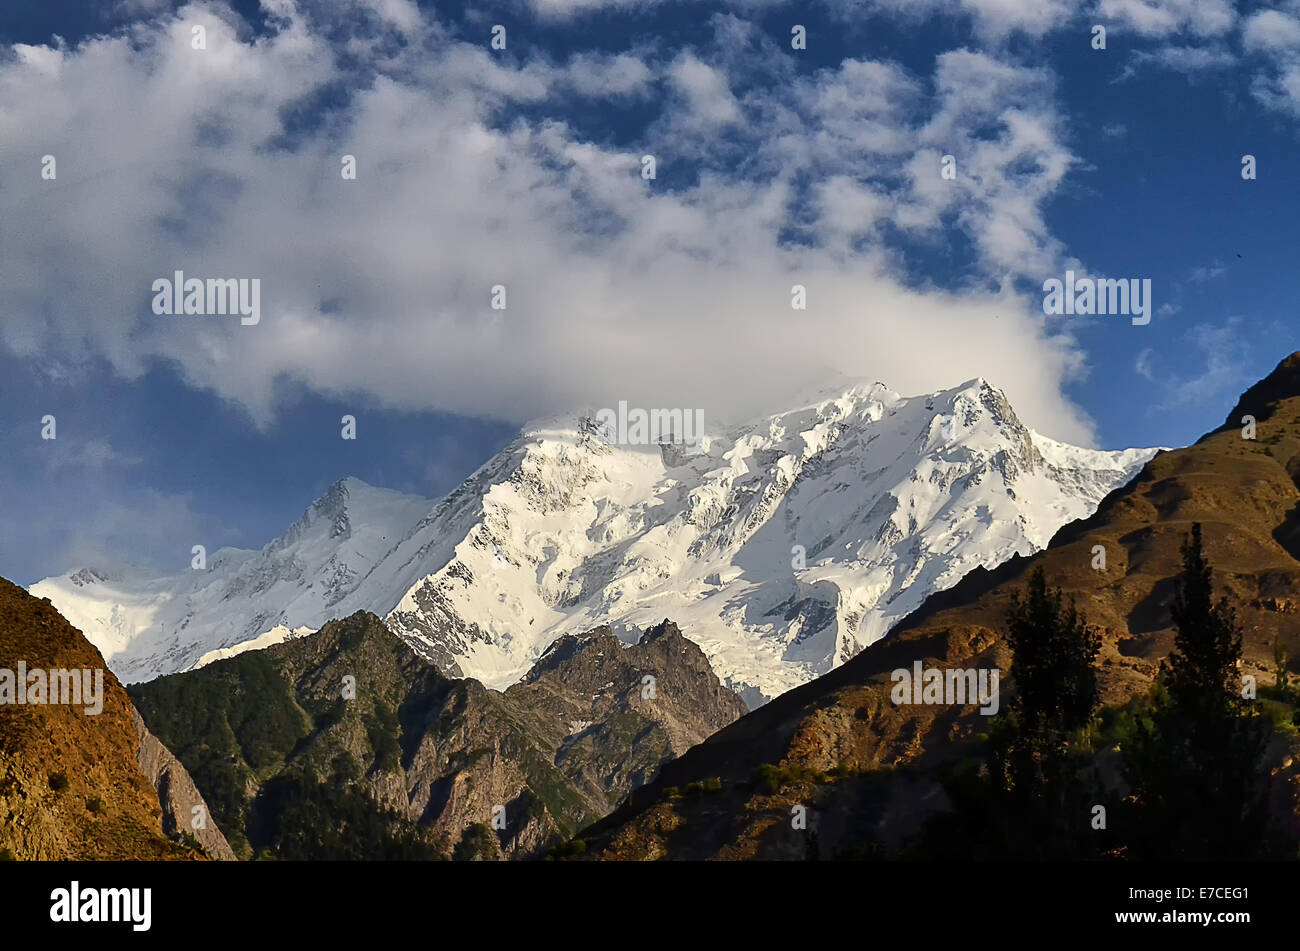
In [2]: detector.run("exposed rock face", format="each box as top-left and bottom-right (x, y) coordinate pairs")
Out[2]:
(574, 352), (1300, 860)
(514, 621), (748, 796)
(0, 578), (206, 860)
(128, 612), (746, 860)
(131, 709), (236, 861)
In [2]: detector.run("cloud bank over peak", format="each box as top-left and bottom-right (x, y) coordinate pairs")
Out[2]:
(0, 0), (1099, 443)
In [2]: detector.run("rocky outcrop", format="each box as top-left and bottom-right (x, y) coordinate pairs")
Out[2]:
(131, 709), (236, 861)
(129, 612), (746, 860)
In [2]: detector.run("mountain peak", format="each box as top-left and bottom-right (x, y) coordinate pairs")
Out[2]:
(638, 619), (684, 645)
(299, 477), (430, 535)
(1223, 351), (1300, 429)
(1267, 350), (1300, 379)
(32, 374), (1159, 697)
(316, 475), (372, 507)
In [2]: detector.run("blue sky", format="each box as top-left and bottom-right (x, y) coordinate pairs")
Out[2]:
(0, 0), (1296, 585)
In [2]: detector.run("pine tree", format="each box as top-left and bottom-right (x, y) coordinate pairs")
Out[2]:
(1164, 523), (1244, 714)
(1121, 523), (1272, 859)
(1004, 566), (1101, 740)
(986, 565), (1102, 857)
(915, 566), (1101, 858)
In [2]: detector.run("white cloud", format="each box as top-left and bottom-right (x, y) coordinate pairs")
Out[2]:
(42, 439), (143, 472)
(1243, 8), (1300, 51)
(561, 51), (656, 97)
(0, 1), (1100, 446)
(1135, 347), (1155, 381)
(1242, 7), (1300, 115)
(524, 0), (789, 20)
(821, 0), (1075, 41)
(906, 51), (1076, 275)
(1128, 43), (1237, 73)
(1098, 0), (1236, 38)
(666, 52), (742, 127)
(358, 0), (424, 35)
(524, 0), (1072, 41)
(1156, 319), (1251, 411)
(953, 0), (1075, 38)
(507, 0), (1300, 128)
(527, 0), (659, 17)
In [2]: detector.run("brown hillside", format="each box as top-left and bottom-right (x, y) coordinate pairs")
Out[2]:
(577, 351), (1300, 860)
(0, 578), (205, 859)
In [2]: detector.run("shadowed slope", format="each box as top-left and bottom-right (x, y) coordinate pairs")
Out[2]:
(575, 352), (1300, 860)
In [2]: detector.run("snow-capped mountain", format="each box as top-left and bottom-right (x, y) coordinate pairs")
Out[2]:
(31, 378), (1161, 704)
(31, 478), (431, 683)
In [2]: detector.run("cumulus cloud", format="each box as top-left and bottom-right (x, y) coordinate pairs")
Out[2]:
(1098, 0), (1236, 38)
(561, 51), (656, 97)
(1242, 6), (1300, 115)
(667, 52), (743, 128)
(0, 1), (1100, 445)
(1243, 7), (1300, 51)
